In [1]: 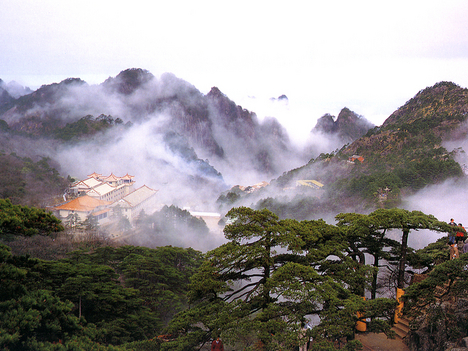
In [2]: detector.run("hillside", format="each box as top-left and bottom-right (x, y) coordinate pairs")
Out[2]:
(345, 81), (468, 163)
(0, 69), (314, 207)
(230, 81), (468, 217)
(0, 68), (374, 210)
(1, 71), (467, 218)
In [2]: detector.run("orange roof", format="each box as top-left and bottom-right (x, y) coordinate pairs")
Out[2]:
(92, 208), (111, 216)
(54, 195), (111, 212)
(121, 173), (135, 180)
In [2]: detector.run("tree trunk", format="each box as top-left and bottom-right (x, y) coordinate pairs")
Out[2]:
(371, 256), (379, 300)
(397, 229), (409, 289)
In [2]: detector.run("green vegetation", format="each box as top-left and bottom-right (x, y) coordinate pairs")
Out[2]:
(253, 82), (468, 213)
(131, 205), (210, 247)
(0, 153), (69, 206)
(1, 81), (468, 349)
(0, 242), (202, 350)
(0, 198), (63, 236)
(162, 207), (452, 350)
(53, 114), (124, 141)
(0, 200), (462, 350)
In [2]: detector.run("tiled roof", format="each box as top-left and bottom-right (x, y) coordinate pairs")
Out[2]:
(116, 185), (157, 208)
(90, 182), (117, 195)
(296, 180), (324, 188)
(54, 195), (111, 212)
(103, 173), (119, 182)
(81, 177), (102, 188)
(92, 208), (111, 216)
(88, 172), (102, 179)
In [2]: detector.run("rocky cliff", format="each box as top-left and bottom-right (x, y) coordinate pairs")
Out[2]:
(312, 107), (374, 144)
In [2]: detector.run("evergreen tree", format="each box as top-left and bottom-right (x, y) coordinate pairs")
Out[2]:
(163, 207), (395, 350)
(365, 209), (449, 289)
(0, 198), (63, 236)
(336, 212), (400, 299)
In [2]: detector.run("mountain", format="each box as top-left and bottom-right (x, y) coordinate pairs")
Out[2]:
(344, 81), (468, 163)
(0, 79), (32, 110)
(0, 68), (309, 208)
(312, 107), (374, 144)
(2, 70), (467, 216)
(0, 79), (15, 111)
(102, 68), (155, 95)
(225, 81), (468, 218)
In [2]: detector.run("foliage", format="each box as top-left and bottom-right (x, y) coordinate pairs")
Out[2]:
(407, 237), (449, 271)
(0, 154), (69, 206)
(254, 194), (322, 220)
(0, 202), (458, 349)
(0, 198), (63, 236)
(0, 244), (125, 350)
(361, 208), (449, 289)
(336, 211), (401, 298)
(53, 114), (124, 142)
(67, 245), (203, 327)
(137, 205), (210, 247)
(403, 254), (468, 348)
(0, 243), (202, 349)
(164, 207), (395, 350)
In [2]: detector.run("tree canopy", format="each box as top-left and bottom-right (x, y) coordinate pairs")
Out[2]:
(163, 207), (396, 351)
(0, 198), (63, 237)
(0, 202), (457, 350)
(0, 243), (202, 350)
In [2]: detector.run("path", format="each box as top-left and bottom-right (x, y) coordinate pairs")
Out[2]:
(355, 332), (410, 351)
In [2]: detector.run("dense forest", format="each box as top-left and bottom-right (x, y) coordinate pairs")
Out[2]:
(1, 200), (466, 351)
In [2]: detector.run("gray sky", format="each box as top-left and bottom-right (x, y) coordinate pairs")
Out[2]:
(2, 0), (468, 143)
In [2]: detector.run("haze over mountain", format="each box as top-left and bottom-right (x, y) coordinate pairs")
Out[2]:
(2, 69), (468, 254)
(0, 68), (369, 211)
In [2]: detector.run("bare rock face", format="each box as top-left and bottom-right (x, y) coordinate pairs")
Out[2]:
(312, 107), (374, 144)
(407, 297), (468, 351)
(102, 68), (154, 95)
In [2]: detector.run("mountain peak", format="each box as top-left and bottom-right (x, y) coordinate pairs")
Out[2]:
(103, 68), (154, 95)
(312, 107), (374, 143)
(207, 87), (225, 99)
(383, 81), (468, 127)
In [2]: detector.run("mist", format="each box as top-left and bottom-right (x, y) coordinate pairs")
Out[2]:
(1, 70), (317, 215)
(5, 69), (467, 255)
(396, 133), (468, 250)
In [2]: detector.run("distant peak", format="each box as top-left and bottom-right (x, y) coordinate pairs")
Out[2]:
(277, 94), (288, 101)
(60, 77), (87, 86)
(383, 80), (468, 127)
(312, 108), (374, 143)
(116, 68), (153, 80)
(207, 87), (225, 98)
(103, 68), (154, 95)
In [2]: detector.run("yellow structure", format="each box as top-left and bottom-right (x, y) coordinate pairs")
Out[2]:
(394, 288), (405, 324)
(296, 180), (324, 189)
(356, 296), (367, 332)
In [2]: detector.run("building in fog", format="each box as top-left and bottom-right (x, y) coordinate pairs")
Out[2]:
(53, 195), (112, 223)
(111, 185), (159, 222)
(69, 172), (135, 202)
(53, 173), (158, 229)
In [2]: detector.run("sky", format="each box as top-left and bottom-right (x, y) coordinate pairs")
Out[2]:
(2, 0), (468, 143)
